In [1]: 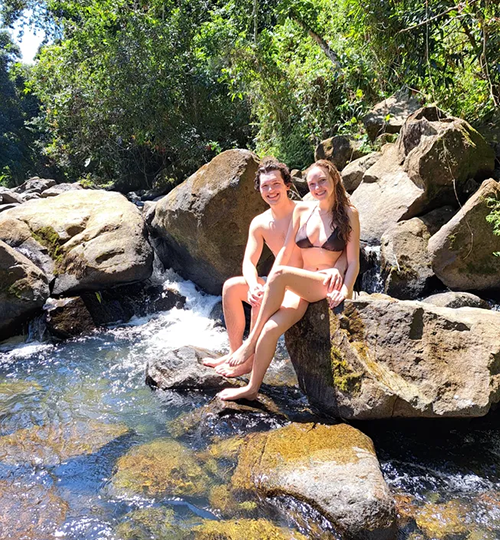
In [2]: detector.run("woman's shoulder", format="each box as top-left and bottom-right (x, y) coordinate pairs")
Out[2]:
(293, 201), (316, 214)
(347, 204), (359, 218)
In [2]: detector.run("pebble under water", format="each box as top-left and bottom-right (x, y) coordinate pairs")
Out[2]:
(0, 270), (500, 539)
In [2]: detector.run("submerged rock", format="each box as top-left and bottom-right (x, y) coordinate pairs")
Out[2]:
(0, 420), (129, 466)
(111, 438), (212, 498)
(146, 346), (241, 391)
(0, 190), (153, 296)
(190, 518), (308, 540)
(0, 240), (50, 340)
(115, 507), (186, 540)
(150, 149), (269, 295)
(0, 480), (68, 540)
(428, 178), (500, 292)
(230, 422), (396, 540)
(285, 296), (500, 419)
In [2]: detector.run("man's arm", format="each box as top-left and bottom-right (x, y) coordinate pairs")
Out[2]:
(242, 216), (266, 306)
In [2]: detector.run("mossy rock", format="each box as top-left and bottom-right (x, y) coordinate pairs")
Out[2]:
(208, 484), (259, 519)
(115, 507), (188, 540)
(112, 439), (213, 498)
(0, 420), (129, 466)
(414, 500), (469, 539)
(189, 518), (308, 540)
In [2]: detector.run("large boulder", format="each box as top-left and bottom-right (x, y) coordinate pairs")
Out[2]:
(150, 150), (268, 294)
(285, 296), (500, 419)
(0, 190), (153, 295)
(0, 240), (50, 340)
(341, 152), (381, 193)
(363, 89), (422, 141)
(422, 291), (491, 310)
(315, 135), (367, 171)
(230, 422), (396, 540)
(351, 107), (495, 244)
(380, 206), (454, 299)
(428, 178), (500, 292)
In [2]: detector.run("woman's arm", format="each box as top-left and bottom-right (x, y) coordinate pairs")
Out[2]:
(328, 206), (360, 307)
(272, 203), (306, 269)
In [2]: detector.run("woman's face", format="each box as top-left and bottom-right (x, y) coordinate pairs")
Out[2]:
(306, 165), (334, 202)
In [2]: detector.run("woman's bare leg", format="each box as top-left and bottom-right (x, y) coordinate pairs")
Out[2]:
(218, 292), (308, 400)
(226, 266), (328, 367)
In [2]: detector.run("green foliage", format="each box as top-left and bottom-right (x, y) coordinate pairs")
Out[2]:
(486, 195), (500, 256)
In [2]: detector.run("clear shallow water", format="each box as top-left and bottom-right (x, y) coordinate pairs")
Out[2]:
(0, 271), (500, 539)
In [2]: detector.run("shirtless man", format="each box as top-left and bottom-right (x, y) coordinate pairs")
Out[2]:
(203, 159), (344, 377)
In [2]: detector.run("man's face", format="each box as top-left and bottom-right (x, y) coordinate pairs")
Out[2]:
(259, 170), (289, 206)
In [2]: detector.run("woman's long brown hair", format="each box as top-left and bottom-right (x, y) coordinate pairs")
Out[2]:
(307, 159), (353, 245)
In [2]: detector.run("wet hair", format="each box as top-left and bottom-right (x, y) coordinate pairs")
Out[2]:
(306, 159), (353, 246)
(254, 158), (292, 191)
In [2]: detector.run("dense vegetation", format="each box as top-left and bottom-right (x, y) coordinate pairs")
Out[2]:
(1, 0), (499, 190)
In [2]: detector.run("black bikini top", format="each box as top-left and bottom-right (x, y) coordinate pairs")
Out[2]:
(295, 206), (345, 252)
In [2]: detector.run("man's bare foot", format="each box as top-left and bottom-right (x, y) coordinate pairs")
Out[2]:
(202, 354), (230, 368)
(215, 357), (253, 378)
(227, 341), (255, 367)
(217, 385), (258, 401)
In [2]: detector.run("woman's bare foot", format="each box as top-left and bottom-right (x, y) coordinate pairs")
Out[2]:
(227, 341), (255, 367)
(215, 356), (253, 378)
(202, 354), (230, 368)
(217, 385), (258, 401)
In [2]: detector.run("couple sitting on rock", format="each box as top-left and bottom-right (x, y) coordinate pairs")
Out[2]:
(204, 158), (360, 401)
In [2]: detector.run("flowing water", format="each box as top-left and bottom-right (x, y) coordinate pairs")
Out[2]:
(1, 270), (500, 539)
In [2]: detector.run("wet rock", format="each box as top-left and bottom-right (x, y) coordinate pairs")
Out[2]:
(0, 190), (153, 295)
(150, 149), (269, 294)
(285, 296), (500, 419)
(0, 240), (50, 340)
(111, 438), (212, 498)
(314, 135), (367, 171)
(352, 108), (495, 244)
(0, 420), (129, 466)
(40, 182), (83, 198)
(0, 379), (42, 417)
(13, 176), (57, 195)
(190, 518), (308, 540)
(380, 207), (454, 299)
(363, 89), (422, 141)
(428, 179), (500, 292)
(341, 152), (381, 192)
(146, 346), (242, 391)
(422, 291), (491, 309)
(0, 481), (68, 540)
(230, 422), (396, 540)
(168, 396), (287, 441)
(44, 296), (96, 339)
(80, 282), (185, 325)
(413, 500), (469, 539)
(115, 507), (187, 540)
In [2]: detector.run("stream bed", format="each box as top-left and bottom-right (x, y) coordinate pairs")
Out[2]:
(1, 271), (500, 539)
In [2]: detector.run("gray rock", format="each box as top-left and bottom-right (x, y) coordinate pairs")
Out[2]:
(231, 422), (396, 540)
(0, 240), (50, 340)
(352, 108), (495, 244)
(0, 188), (24, 205)
(341, 152), (381, 193)
(363, 88), (422, 141)
(150, 149), (268, 295)
(315, 135), (367, 171)
(0, 203), (20, 213)
(422, 291), (491, 310)
(146, 346), (241, 390)
(40, 183), (83, 198)
(14, 177), (56, 194)
(380, 206), (455, 299)
(285, 296), (500, 419)
(428, 179), (500, 292)
(0, 190), (153, 295)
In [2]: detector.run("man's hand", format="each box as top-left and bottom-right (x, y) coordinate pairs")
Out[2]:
(319, 268), (343, 294)
(247, 283), (264, 307)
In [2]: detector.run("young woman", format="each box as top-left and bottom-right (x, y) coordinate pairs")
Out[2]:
(217, 159), (360, 401)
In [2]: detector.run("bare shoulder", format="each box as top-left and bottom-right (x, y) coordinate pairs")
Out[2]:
(347, 204), (360, 221)
(251, 208), (273, 230)
(293, 201), (314, 215)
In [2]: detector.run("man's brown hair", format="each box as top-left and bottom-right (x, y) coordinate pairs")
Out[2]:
(254, 158), (292, 191)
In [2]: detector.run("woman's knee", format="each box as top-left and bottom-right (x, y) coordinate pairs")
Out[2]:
(268, 265), (288, 285)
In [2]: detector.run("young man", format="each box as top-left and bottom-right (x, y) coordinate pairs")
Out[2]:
(203, 159), (344, 377)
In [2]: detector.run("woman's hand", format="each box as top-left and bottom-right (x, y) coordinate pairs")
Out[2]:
(319, 268), (343, 294)
(327, 284), (348, 309)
